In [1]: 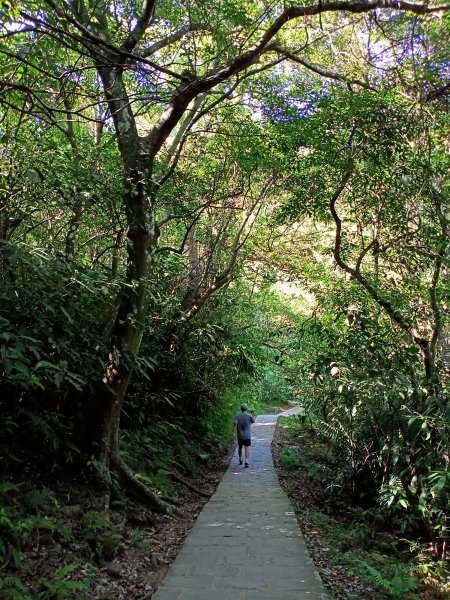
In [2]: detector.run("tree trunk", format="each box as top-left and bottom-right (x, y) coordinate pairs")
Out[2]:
(111, 229), (123, 277)
(85, 65), (161, 508)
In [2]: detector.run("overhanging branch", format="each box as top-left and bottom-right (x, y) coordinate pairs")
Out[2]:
(147, 1), (450, 157)
(329, 172), (431, 359)
(269, 42), (377, 90)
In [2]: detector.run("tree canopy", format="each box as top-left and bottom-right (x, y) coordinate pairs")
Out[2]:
(0, 0), (449, 595)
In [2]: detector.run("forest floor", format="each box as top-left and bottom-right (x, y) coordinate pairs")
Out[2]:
(90, 443), (237, 599)
(272, 422), (375, 599)
(0, 444), (236, 600)
(3, 417), (448, 598)
(272, 419), (450, 600)
(99, 444), (237, 599)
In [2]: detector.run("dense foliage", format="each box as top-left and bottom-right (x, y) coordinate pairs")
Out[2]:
(0, 0), (449, 596)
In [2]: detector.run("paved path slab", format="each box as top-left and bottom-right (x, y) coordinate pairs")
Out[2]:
(152, 408), (329, 599)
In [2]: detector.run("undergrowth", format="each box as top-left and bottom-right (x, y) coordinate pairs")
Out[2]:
(275, 416), (450, 599)
(0, 379), (288, 597)
(0, 482), (104, 599)
(0, 388), (285, 595)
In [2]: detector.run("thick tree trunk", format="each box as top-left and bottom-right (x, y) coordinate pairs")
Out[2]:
(85, 65), (162, 508)
(88, 184), (155, 454)
(83, 62), (186, 514)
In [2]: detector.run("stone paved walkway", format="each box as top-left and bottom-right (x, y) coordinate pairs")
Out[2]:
(152, 408), (329, 599)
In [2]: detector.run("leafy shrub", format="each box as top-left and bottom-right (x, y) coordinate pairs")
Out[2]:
(357, 561), (419, 599)
(0, 562), (99, 600)
(0, 242), (114, 465)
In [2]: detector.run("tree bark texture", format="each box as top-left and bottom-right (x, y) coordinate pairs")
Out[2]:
(87, 65), (158, 485)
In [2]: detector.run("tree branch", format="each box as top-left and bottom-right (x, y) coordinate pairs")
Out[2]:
(156, 203), (210, 255)
(147, 1), (450, 157)
(355, 238), (377, 272)
(156, 83), (241, 187)
(39, 1), (189, 81)
(269, 42), (377, 90)
(179, 177), (274, 325)
(121, 0), (156, 53)
(329, 172), (430, 353)
(141, 25), (205, 57)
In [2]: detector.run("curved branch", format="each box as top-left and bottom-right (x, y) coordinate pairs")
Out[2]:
(170, 472), (210, 498)
(0, 48), (63, 81)
(39, 2), (189, 81)
(141, 25), (206, 57)
(156, 203), (211, 255)
(355, 238), (377, 272)
(425, 81), (450, 103)
(270, 43), (377, 90)
(0, 80), (103, 127)
(179, 177), (274, 326)
(147, 1), (450, 157)
(156, 82), (241, 187)
(329, 172), (430, 355)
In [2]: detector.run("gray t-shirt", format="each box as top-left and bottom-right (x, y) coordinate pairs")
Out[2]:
(234, 411), (256, 440)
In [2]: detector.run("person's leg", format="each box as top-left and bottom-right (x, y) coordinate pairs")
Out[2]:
(238, 439), (243, 463)
(244, 440), (251, 466)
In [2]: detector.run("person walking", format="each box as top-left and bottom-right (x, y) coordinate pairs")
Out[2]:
(233, 403), (256, 468)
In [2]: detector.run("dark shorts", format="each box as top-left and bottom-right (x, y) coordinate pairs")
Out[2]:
(238, 438), (251, 448)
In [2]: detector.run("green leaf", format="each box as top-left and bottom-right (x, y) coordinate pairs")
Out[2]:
(25, 168), (44, 184)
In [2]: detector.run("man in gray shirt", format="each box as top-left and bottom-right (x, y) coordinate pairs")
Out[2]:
(233, 403), (256, 468)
